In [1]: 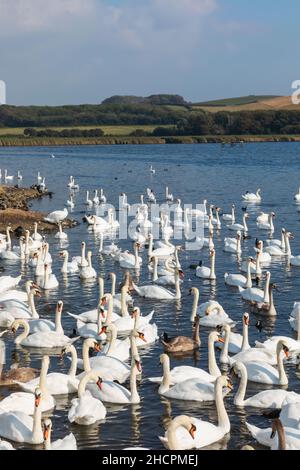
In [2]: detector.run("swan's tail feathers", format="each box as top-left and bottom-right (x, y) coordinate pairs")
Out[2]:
(67, 312), (82, 322)
(224, 272), (228, 281)
(254, 341), (265, 349)
(144, 310), (155, 322)
(148, 376), (162, 383)
(69, 336), (81, 344)
(158, 436), (168, 449)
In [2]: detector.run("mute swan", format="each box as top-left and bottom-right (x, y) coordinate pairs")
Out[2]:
(59, 250), (79, 274)
(68, 371), (106, 425)
(224, 231), (242, 254)
(17, 170), (22, 180)
(12, 318), (79, 348)
(99, 234), (120, 257)
(72, 241), (88, 267)
(224, 258), (252, 288)
(229, 331), (284, 367)
(32, 222), (43, 242)
(250, 282), (277, 317)
(119, 243), (142, 269)
(246, 418), (300, 450)
(233, 361), (300, 408)
(131, 307), (158, 346)
(80, 251), (97, 279)
(257, 212), (275, 232)
(216, 313), (250, 357)
(240, 252), (262, 277)
(93, 189), (100, 205)
(132, 268), (183, 300)
(0, 283), (40, 322)
(266, 228), (286, 248)
(75, 338), (130, 383)
(237, 340), (290, 385)
(255, 240), (271, 263)
(87, 358), (142, 404)
(99, 323), (130, 361)
(149, 331), (221, 386)
(157, 354), (229, 402)
(227, 213), (249, 232)
(43, 419), (77, 450)
(222, 204), (235, 223)
(166, 186), (173, 202)
(198, 303), (235, 328)
(44, 208), (68, 224)
(238, 271), (271, 303)
(67, 194), (75, 209)
(54, 222), (68, 240)
(37, 264), (59, 290)
(76, 303), (106, 341)
(159, 376), (232, 450)
(148, 234), (175, 259)
(242, 189), (261, 202)
(4, 170), (14, 182)
(0, 356), (55, 414)
(99, 188), (107, 204)
(0, 388), (44, 444)
(16, 345), (79, 395)
(196, 249), (216, 280)
(151, 256), (179, 286)
(162, 316), (200, 353)
(85, 191), (93, 207)
(0, 439), (15, 450)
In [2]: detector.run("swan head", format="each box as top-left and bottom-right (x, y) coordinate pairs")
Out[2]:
(243, 313), (250, 326)
(34, 387), (42, 408)
(59, 250), (68, 258)
(169, 416), (197, 440)
(189, 287), (199, 296)
(56, 300), (64, 313)
(216, 375), (233, 391)
(210, 249), (215, 257)
(159, 353), (169, 365)
(133, 358), (142, 373)
(278, 340), (290, 358)
(131, 307), (141, 318)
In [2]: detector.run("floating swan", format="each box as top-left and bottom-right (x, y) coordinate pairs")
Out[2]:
(257, 212), (275, 232)
(224, 231), (242, 254)
(162, 316), (200, 353)
(224, 257), (252, 288)
(132, 268), (183, 300)
(227, 213), (249, 232)
(233, 361), (300, 408)
(68, 370), (106, 426)
(37, 264), (59, 290)
(54, 222), (68, 240)
(222, 204), (235, 223)
(44, 208), (68, 224)
(216, 313), (250, 358)
(43, 418), (77, 450)
(242, 189), (261, 202)
(246, 418), (300, 450)
(59, 250), (79, 274)
(80, 251), (97, 279)
(238, 271), (271, 303)
(119, 243), (142, 269)
(196, 249), (216, 280)
(159, 376), (232, 450)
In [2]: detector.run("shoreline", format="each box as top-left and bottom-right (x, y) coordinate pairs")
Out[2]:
(0, 185), (77, 233)
(1, 135), (300, 147)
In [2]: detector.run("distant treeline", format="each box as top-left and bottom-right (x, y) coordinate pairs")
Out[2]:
(0, 93), (300, 136)
(24, 128), (104, 138)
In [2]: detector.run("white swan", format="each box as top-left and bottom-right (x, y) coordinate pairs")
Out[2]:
(59, 250), (79, 274)
(131, 307), (158, 346)
(159, 376), (231, 450)
(238, 271), (271, 303)
(44, 208), (68, 224)
(37, 264), (59, 290)
(75, 338), (130, 383)
(222, 204), (235, 223)
(85, 191), (93, 207)
(72, 241), (89, 267)
(236, 340), (290, 385)
(217, 313), (251, 363)
(16, 345), (79, 395)
(246, 419), (300, 450)
(257, 212), (275, 232)
(80, 251), (97, 279)
(227, 213), (249, 232)
(0, 388), (44, 444)
(32, 222), (43, 242)
(157, 353), (229, 402)
(132, 268), (183, 300)
(196, 249), (216, 280)
(87, 358), (142, 404)
(54, 222), (68, 240)
(43, 419), (77, 450)
(12, 318), (79, 348)
(233, 361), (300, 408)
(68, 370), (106, 425)
(0, 275), (22, 294)
(119, 243), (142, 269)
(224, 231), (242, 254)
(166, 186), (174, 202)
(224, 258), (252, 288)
(255, 311), (300, 352)
(242, 189), (261, 202)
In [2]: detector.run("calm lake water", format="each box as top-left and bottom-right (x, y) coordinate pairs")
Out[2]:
(0, 143), (300, 450)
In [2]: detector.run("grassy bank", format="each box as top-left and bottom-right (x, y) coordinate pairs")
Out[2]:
(1, 134), (300, 147)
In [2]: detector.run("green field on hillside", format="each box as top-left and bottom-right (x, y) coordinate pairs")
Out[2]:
(194, 95), (281, 107)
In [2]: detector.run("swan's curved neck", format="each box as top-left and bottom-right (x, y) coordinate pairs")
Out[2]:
(284, 233), (291, 256)
(67, 346), (78, 377)
(15, 320), (30, 344)
(220, 327), (230, 363)
(246, 261), (252, 288)
(81, 244), (86, 264)
(159, 356), (171, 394)
(134, 244), (140, 268)
(174, 270), (181, 299)
(148, 237), (153, 259)
(82, 342), (92, 372)
(32, 403), (42, 444)
(29, 292), (39, 319)
(263, 275), (271, 303)
(210, 253), (216, 278)
(215, 380), (230, 433)
(190, 289), (199, 321)
(234, 364), (247, 406)
(121, 287), (128, 317)
(277, 344), (288, 385)
(130, 362), (140, 403)
(130, 334), (139, 361)
(208, 336), (221, 377)
(78, 372), (95, 397)
(39, 358), (49, 394)
(106, 324), (117, 355)
(242, 320), (250, 351)
(98, 277), (104, 304)
(243, 215), (248, 231)
(55, 305), (64, 334)
(152, 257), (158, 281)
(62, 252), (69, 271)
(231, 206), (235, 224)
(297, 312), (300, 341)
(274, 420), (286, 450)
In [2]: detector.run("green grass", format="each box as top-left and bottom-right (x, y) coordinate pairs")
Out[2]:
(193, 95), (281, 107)
(0, 124), (172, 137)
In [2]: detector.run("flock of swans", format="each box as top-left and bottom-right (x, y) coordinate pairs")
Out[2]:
(1, 165), (300, 451)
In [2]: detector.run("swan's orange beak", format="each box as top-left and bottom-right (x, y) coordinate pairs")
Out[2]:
(138, 332), (147, 343)
(96, 378), (103, 391)
(218, 337), (225, 344)
(189, 424), (196, 439)
(100, 297), (107, 306)
(99, 307), (106, 318)
(35, 290), (42, 298)
(94, 342), (101, 353)
(283, 347), (290, 358)
(244, 317), (250, 326)
(135, 360), (142, 372)
(35, 395), (41, 408)
(98, 326), (107, 336)
(179, 270), (184, 279)
(43, 426), (50, 441)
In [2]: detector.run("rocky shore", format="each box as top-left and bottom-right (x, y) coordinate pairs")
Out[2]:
(0, 184), (77, 233)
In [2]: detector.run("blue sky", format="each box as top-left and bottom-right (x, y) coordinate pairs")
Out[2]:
(0, 0), (298, 105)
